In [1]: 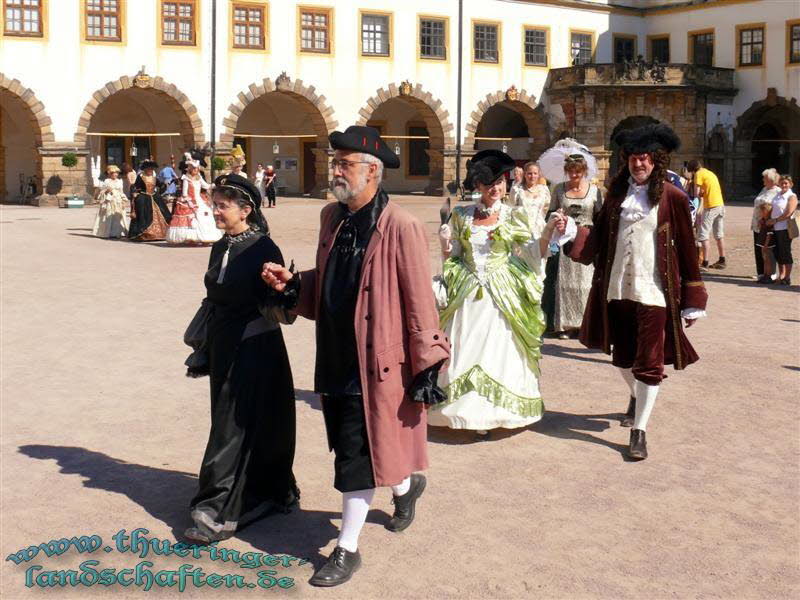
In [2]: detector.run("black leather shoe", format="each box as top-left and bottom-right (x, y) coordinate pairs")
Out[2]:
(385, 473), (427, 532)
(308, 547), (361, 587)
(621, 395), (635, 427)
(627, 429), (648, 460)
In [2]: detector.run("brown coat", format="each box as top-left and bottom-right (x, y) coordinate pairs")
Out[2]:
(568, 182), (708, 370)
(296, 198), (450, 487)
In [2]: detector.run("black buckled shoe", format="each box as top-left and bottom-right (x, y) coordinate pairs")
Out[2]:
(621, 396), (635, 427)
(308, 547), (361, 587)
(385, 473), (427, 532)
(627, 429), (648, 460)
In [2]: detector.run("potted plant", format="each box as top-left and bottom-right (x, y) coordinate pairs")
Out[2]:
(61, 152), (84, 208)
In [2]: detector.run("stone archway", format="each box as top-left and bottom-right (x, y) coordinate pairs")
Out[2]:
(0, 73), (52, 203)
(734, 89), (800, 194)
(221, 74), (338, 197)
(464, 87), (548, 158)
(356, 82), (454, 195)
(74, 72), (205, 149)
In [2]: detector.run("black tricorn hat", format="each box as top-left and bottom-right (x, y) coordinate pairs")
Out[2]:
(213, 173), (268, 232)
(329, 125), (400, 169)
(463, 149), (516, 191)
(615, 123), (681, 155)
(139, 159), (158, 171)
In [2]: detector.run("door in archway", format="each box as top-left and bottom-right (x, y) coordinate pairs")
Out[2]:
(302, 141), (316, 194)
(0, 89), (40, 203)
(751, 123), (786, 189)
(609, 116), (660, 178)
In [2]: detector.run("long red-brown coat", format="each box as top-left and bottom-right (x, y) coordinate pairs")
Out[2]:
(296, 198), (450, 487)
(568, 182), (708, 370)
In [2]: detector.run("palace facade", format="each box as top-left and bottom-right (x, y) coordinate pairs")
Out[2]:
(0, 0), (798, 203)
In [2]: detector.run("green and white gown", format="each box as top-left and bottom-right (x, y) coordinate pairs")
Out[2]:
(429, 203), (547, 430)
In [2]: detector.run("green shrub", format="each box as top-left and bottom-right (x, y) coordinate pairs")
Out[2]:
(61, 152), (78, 168)
(211, 156), (226, 171)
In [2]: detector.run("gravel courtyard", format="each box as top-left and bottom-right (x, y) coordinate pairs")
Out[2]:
(1, 198), (798, 599)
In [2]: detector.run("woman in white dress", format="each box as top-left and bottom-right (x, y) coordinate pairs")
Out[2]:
(167, 161), (221, 245)
(91, 165), (129, 239)
(547, 154), (603, 339)
(511, 161), (551, 228)
(429, 150), (566, 437)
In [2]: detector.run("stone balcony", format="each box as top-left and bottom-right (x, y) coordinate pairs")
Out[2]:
(546, 62), (736, 96)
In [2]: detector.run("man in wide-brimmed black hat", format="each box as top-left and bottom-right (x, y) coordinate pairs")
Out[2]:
(261, 126), (450, 587)
(565, 123), (707, 460)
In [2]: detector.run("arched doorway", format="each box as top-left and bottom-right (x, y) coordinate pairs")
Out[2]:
(608, 115), (660, 179)
(76, 73), (204, 173)
(356, 83), (453, 195)
(465, 88), (548, 166)
(0, 75), (52, 203)
(222, 76), (337, 197)
(735, 91), (800, 195)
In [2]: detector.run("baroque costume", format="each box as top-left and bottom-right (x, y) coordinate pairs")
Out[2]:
(167, 170), (221, 245)
(91, 170), (129, 239)
(128, 161), (171, 241)
(186, 174), (298, 542)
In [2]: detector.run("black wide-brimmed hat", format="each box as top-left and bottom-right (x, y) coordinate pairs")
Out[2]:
(139, 159), (158, 171)
(329, 125), (400, 169)
(615, 123), (681, 155)
(463, 149), (516, 191)
(213, 173), (268, 232)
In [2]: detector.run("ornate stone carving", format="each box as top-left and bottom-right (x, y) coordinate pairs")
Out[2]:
(505, 85), (519, 102)
(133, 66), (151, 88)
(275, 71), (291, 89)
(399, 80), (413, 96)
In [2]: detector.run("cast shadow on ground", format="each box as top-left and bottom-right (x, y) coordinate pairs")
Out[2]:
(702, 272), (799, 292)
(17, 444), (386, 567)
(295, 389), (321, 411)
(531, 411), (632, 459)
(783, 365), (800, 372)
(541, 342), (612, 365)
(66, 227), (93, 231)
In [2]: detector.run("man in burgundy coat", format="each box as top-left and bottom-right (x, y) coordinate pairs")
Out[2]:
(565, 124), (707, 460)
(262, 126), (449, 587)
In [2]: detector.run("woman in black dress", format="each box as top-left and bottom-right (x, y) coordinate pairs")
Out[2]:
(128, 160), (172, 241)
(184, 173), (298, 543)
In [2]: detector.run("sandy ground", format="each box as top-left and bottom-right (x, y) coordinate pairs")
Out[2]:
(1, 197), (798, 600)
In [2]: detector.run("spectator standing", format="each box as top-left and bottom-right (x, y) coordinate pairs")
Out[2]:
(766, 175), (797, 286)
(751, 168), (782, 281)
(687, 160), (725, 270)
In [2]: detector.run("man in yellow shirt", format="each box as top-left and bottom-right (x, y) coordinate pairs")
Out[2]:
(688, 160), (725, 270)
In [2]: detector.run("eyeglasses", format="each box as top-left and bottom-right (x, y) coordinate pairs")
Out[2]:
(330, 159), (372, 171)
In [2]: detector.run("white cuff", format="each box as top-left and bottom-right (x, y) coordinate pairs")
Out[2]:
(550, 216), (577, 247)
(681, 308), (706, 320)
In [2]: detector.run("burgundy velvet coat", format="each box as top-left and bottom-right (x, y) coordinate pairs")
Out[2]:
(296, 198), (450, 487)
(568, 181), (708, 370)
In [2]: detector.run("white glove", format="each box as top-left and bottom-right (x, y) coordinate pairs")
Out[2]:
(438, 224), (452, 255)
(91, 155), (102, 187)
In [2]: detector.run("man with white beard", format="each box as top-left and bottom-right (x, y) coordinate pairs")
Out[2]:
(262, 126), (450, 587)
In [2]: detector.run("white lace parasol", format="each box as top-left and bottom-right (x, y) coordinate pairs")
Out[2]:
(537, 138), (598, 184)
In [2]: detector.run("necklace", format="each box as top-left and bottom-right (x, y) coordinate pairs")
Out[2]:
(474, 200), (502, 218)
(217, 227), (258, 284)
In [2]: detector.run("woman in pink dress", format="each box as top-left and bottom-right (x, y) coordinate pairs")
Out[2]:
(167, 161), (221, 245)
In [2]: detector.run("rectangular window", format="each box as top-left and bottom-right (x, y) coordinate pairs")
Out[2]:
(651, 37), (670, 63)
(420, 18), (445, 59)
(474, 23), (498, 63)
(408, 125), (430, 177)
(86, 0), (120, 41)
(692, 32), (714, 66)
(614, 36), (635, 63)
(792, 24), (800, 64)
(300, 8), (330, 53)
(232, 4), (264, 49)
(524, 28), (547, 66)
(3, 0), (42, 37)
(738, 26), (763, 66)
(162, 1), (195, 45)
(571, 32), (592, 65)
(362, 13), (389, 56)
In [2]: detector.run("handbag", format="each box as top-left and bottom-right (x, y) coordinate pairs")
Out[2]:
(183, 298), (213, 377)
(787, 210), (800, 240)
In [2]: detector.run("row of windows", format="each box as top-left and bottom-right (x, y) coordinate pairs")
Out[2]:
(4, 1), (800, 67)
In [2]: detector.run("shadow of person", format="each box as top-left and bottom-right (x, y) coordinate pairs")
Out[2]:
(17, 444), (389, 568)
(541, 342), (613, 365)
(530, 411), (630, 459)
(295, 389), (322, 411)
(427, 425), (528, 445)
